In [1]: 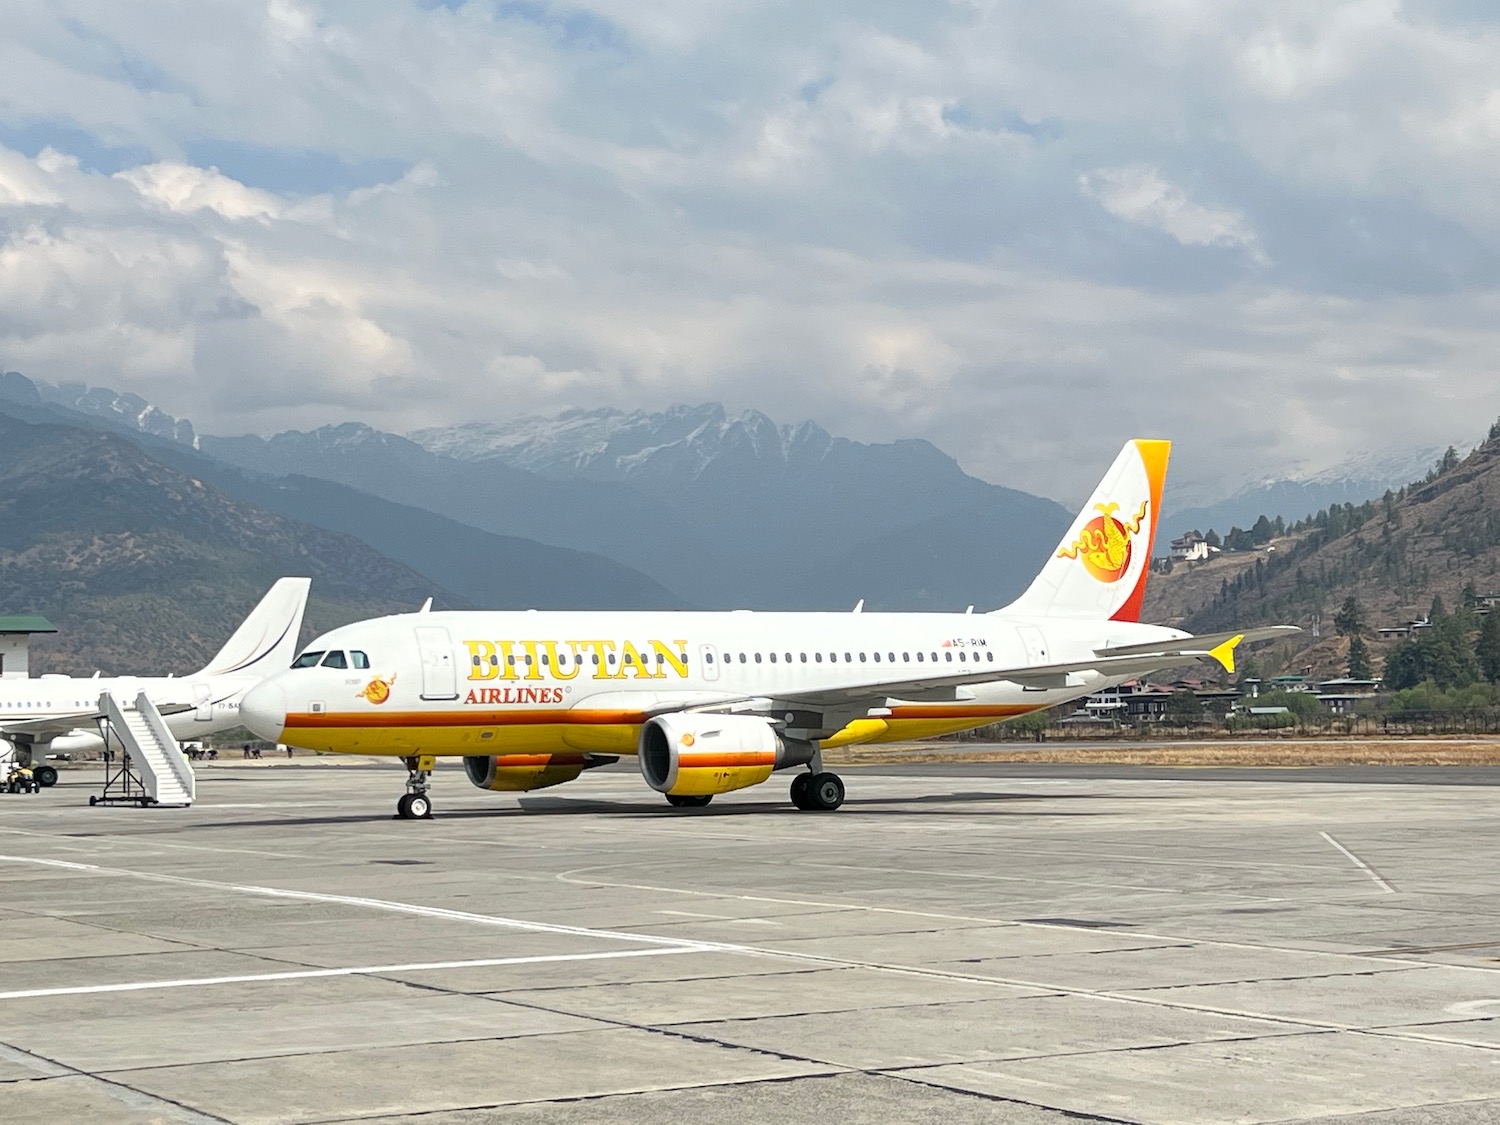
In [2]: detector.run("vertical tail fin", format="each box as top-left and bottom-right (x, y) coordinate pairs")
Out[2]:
(195, 578), (312, 677)
(1000, 440), (1170, 621)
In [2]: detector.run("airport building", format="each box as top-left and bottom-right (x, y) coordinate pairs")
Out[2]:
(0, 615), (56, 678)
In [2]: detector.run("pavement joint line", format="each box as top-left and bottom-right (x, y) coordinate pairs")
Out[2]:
(0, 948), (702, 1002)
(791, 857), (1294, 902)
(555, 864), (1500, 972)
(1320, 830), (1398, 893)
(0, 1037), (231, 1123)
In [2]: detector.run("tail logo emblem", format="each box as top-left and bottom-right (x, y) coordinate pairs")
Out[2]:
(358, 674), (397, 705)
(1057, 501), (1147, 584)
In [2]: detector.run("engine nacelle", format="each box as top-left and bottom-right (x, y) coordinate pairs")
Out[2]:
(463, 752), (616, 792)
(638, 713), (813, 797)
(50, 732), (105, 756)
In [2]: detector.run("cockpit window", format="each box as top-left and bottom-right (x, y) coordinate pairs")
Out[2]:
(292, 651), (326, 668)
(321, 651), (348, 669)
(350, 651), (370, 669)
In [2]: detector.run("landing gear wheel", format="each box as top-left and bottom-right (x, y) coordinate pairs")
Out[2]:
(806, 772), (845, 811)
(665, 794), (712, 808)
(397, 756), (434, 820)
(790, 772), (813, 810)
(34, 765), (57, 788)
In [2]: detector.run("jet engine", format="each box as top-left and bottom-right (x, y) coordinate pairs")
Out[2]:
(463, 752), (617, 792)
(638, 713), (814, 797)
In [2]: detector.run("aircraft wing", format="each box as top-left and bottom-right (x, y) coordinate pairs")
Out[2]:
(0, 702), (196, 738)
(670, 626), (1299, 716)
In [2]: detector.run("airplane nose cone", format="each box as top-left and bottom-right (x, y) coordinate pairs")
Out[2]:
(241, 681), (287, 741)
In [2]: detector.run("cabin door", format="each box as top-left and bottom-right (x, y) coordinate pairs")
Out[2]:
(415, 627), (459, 700)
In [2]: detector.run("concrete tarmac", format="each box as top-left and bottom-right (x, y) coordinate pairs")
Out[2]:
(3, 760), (1500, 1124)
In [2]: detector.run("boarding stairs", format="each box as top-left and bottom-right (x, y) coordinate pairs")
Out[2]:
(91, 691), (195, 808)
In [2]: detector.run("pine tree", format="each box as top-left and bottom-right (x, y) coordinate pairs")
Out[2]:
(1333, 596), (1364, 636)
(1347, 636), (1372, 680)
(1478, 611), (1500, 684)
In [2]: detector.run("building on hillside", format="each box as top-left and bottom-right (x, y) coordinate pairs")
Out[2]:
(0, 616), (57, 679)
(1169, 531), (1215, 562)
(1267, 674), (1311, 693)
(1081, 679), (1242, 721)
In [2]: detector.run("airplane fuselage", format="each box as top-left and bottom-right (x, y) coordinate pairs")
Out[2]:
(255, 609), (1187, 757)
(0, 674), (260, 757)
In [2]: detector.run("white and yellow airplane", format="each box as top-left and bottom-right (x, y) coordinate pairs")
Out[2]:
(0, 577), (310, 785)
(240, 442), (1293, 818)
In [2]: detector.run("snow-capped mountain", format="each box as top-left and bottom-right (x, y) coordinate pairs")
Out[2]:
(1162, 443), (1457, 540)
(19, 376), (200, 448)
(409, 404), (845, 485)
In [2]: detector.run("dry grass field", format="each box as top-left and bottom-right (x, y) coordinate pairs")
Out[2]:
(825, 739), (1500, 768)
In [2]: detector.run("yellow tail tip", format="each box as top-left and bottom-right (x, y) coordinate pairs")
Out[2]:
(1207, 635), (1244, 675)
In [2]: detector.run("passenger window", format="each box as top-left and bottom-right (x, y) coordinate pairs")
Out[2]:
(769, 652), (777, 663)
(987, 651), (995, 662)
(351, 651), (370, 669)
(945, 652), (954, 662)
(815, 652), (823, 663)
(739, 653), (746, 663)
(292, 651), (325, 668)
(959, 651), (968, 662)
(706, 652), (715, 664)
(873, 652), (881, 662)
(320, 651), (347, 669)
(844, 652), (852, 662)
(800, 653), (807, 663)
(755, 653), (763, 664)
(859, 652), (866, 662)
(917, 652), (924, 662)
(903, 652), (910, 662)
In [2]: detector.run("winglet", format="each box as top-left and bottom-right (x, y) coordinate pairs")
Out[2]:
(1207, 634), (1243, 675)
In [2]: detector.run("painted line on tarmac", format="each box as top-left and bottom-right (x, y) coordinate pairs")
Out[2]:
(0, 853), (749, 955)
(0, 948), (697, 1003)
(1319, 831), (1397, 893)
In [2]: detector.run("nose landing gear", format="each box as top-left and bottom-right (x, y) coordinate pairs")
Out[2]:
(397, 756), (435, 819)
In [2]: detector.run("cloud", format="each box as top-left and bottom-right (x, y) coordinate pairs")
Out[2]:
(1080, 164), (1268, 264)
(0, 1), (1498, 502)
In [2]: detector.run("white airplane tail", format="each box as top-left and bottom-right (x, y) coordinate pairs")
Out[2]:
(1000, 439), (1170, 622)
(196, 577), (312, 678)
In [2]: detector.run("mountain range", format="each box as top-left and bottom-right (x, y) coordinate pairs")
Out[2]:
(0, 372), (1083, 669)
(202, 403), (1072, 611)
(1160, 445), (1451, 543)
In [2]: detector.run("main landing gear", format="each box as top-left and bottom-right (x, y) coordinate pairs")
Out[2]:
(790, 770), (844, 812)
(396, 756), (434, 820)
(665, 794), (712, 808)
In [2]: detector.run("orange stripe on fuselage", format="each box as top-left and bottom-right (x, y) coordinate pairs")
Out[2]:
(285, 708), (647, 729)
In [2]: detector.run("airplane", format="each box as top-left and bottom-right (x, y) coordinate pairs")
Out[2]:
(239, 441), (1295, 819)
(0, 577), (311, 786)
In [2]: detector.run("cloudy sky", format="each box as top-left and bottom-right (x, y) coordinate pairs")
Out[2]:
(2, 0), (1499, 500)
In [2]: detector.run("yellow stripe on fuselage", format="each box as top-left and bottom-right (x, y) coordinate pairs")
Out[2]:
(282, 704), (1046, 757)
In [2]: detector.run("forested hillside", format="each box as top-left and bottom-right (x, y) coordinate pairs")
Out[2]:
(1144, 420), (1500, 688)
